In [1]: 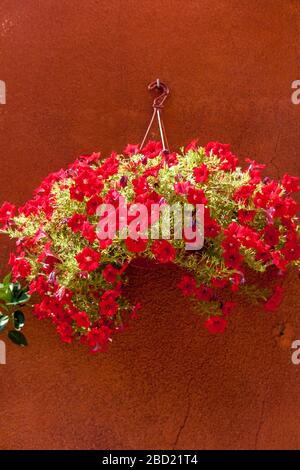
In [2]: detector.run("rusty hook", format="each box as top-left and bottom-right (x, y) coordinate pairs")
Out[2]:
(148, 79), (169, 109)
(140, 79), (170, 152)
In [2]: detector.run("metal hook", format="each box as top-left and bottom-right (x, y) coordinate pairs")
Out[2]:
(140, 79), (170, 153)
(148, 79), (169, 109)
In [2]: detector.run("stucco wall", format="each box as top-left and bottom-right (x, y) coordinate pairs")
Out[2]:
(0, 0), (300, 449)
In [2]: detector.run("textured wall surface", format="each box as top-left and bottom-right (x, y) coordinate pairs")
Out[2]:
(0, 0), (300, 450)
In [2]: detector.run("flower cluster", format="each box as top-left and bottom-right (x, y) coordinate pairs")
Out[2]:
(1, 141), (299, 351)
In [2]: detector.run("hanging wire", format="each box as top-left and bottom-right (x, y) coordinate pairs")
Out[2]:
(140, 79), (170, 153)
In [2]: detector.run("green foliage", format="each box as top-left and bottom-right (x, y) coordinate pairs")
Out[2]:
(0, 273), (29, 346)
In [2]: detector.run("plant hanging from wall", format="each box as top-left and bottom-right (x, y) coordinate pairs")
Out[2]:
(0, 81), (299, 352)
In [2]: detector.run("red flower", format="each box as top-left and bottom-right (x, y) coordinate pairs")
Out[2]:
(187, 187), (207, 205)
(205, 142), (231, 158)
(9, 253), (31, 280)
(102, 264), (118, 284)
(271, 251), (287, 271)
(222, 301), (236, 316)
(262, 225), (280, 247)
(132, 176), (150, 195)
(86, 195), (102, 215)
(152, 240), (176, 263)
(125, 237), (148, 253)
(255, 241), (271, 263)
(204, 217), (221, 238)
(141, 141), (162, 159)
(264, 286), (284, 312)
(76, 247), (101, 272)
(81, 222), (96, 243)
(178, 275), (196, 296)
(233, 185), (255, 203)
(67, 213), (87, 233)
(282, 174), (300, 193)
(281, 240), (300, 261)
(130, 302), (142, 320)
(193, 163), (209, 183)
(222, 235), (239, 252)
(174, 180), (191, 195)
(164, 152), (178, 167)
(238, 209), (256, 224)
(29, 275), (49, 295)
(101, 288), (120, 302)
(56, 322), (73, 343)
(0, 201), (16, 225)
(245, 158), (266, 183)
(185, 139), (198, 152)
(196, 284), (213, 301)
(74, 169), (103, 197)
(69, 184), (84, 202)
(204, 316), (227, 334)
(99, 297), (118, 317)
(205, 142), (238, 171)
(253, 191), (268, 209)
(223, 249), (243, 270)
(124, 143), (139, 156)
(73, 311), (91, 329)
(211, 277), (228, 289)
(85, 326), (112, 353)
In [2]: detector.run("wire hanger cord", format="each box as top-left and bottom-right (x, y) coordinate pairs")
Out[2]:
(140, 79), (170, 153)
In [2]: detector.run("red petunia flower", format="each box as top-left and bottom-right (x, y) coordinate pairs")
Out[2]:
(0, 201), (16, 226)
(76, 247), (101, 272)
(204, 217), (221, 238)
(185, 139), (198, 152)
(193, 163), (209, 183)
(73, 311), (91, 329)
(124, 143), (140, 156)
(271, 251), (288, 271)
(125, 237), (148, 253)
(73, 169), (104, 197)
(130, 302), (142, 320)
(223, 249), (243, 270)
(102, 264), (118, 284)
(152, 240), (176, 263)
(86, 195), (103, 215)
(262, 225), (280, 247)
(204, 316), (227, 334)
(85, 326), (112, 353)
(264, 285), (284, 312)
(211, 277), (228, 289)
(99, 298), (118, 317)
(56, 322), (74, 343)
(67, 213), (87, 233)
(187, 187), (207, 205)
(141, 141), (162, 159)
(222, 301), (236, 317)
(196, 284), (213, 301)
(29, 275), (49, 295)
(281, 174), (300, 193)
(178, 275), (196, 296)
(233, 184), (255, 203)
(9, 253), (31, 280)
(238, 209), (256, 224)
(81, 222), (96, 243)
(281, 240), (300, 262)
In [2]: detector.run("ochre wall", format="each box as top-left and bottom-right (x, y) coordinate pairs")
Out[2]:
(0, 0), (300, 449)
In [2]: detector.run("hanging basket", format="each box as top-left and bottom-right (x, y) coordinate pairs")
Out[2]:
(0, 81), (299, 352)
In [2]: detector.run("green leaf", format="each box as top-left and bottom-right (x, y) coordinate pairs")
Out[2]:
(13, 310), (25, 330)
(8, 330), (28, 346)
(7, 285), (30, 305)
(0, 288), (12, 303)
(2, 272), (12, 286)
(0, 314), (9, 333)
